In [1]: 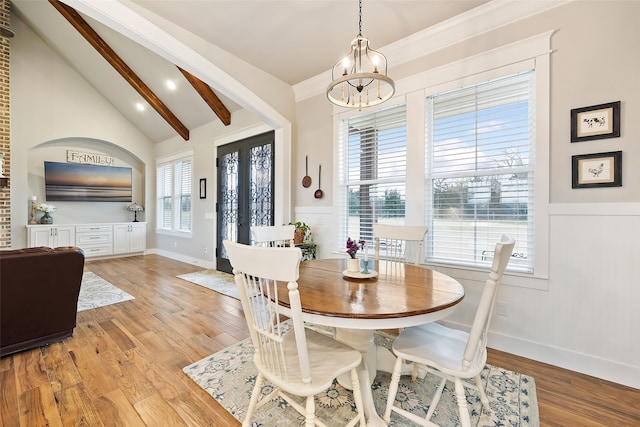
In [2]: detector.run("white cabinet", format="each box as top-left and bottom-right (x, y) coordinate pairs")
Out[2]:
(75, 224), (113, 258)
(27, 223), (145, 258)
(113, 223), (146, 254)
(28, 225), (75, 248)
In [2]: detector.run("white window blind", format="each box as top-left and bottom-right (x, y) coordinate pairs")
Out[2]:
(339, 104), (407, 247)
(425, 71), (534, 271)
(176, 160), (192, 232)
(157, 163), (172, 230)
(156, 157), (192, 233)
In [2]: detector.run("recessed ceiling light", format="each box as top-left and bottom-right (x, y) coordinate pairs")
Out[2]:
(135, 102), (145, 112)
(166, 80), (177, 91)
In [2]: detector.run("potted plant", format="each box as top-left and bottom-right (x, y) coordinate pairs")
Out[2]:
(290, 221), (311, 244)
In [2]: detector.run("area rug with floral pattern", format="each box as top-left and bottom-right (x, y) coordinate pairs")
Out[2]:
(183, 324), (539, 426)
(177, 269), (239, 299)
(77, 272), (135, 312)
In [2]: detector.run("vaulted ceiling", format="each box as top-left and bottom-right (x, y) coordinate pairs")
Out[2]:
(11, 0), (489, 143)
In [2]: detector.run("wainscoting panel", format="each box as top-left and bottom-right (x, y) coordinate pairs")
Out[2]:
(295, 204), (640, 389)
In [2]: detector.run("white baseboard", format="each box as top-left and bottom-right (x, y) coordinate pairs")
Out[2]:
(440, 318), (640, 389)
(148, 248), (214, 270)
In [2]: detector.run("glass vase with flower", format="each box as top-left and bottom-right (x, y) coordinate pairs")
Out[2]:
(36, 203), (57, 224)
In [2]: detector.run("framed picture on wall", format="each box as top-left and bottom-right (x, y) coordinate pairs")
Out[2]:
(571, 101), (620, 142)
(572, 151), (622, 188)
(199, 178), (206, 199)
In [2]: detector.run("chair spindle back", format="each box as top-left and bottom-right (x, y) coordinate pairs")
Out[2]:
(373, 224), (429, 265)
(223, 241), (309, 382)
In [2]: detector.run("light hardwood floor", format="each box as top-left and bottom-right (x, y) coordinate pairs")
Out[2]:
(1, 254), (638, 426)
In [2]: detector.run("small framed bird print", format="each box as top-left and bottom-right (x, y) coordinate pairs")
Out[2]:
(572, 151), (622, 188)
(571, 101), (620, 142)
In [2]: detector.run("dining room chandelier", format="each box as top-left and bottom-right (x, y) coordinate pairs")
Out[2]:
(326, 0), (395, 110)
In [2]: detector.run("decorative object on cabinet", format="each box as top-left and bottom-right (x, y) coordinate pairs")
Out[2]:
(199, 178), (206, 199)
(29, 196), (38, 225)
(127, 202), (144, 222)
(40, 212), (53, 224)
(571, 101), (620, 142)
(36, 203), (56, 224)
(572, 151), (622, 188)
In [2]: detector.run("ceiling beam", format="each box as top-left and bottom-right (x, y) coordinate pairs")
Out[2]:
(178, 67), (231, 126)
(49, 0), (190, 141)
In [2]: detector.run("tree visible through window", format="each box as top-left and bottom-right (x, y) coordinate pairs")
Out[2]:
(339, 105), (407, 246)
(426, 71), (534, 271)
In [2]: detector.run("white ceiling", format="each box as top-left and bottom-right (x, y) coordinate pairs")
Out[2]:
(11, 0), (489, 143)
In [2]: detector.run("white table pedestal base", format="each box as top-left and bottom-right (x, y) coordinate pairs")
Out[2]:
(335, 328), (386, 426)
(334, 328), (425, 426)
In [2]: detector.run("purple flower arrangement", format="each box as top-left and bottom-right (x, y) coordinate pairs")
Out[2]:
(346, 238), (365, 259)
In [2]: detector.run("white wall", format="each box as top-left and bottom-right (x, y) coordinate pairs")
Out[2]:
(152, 110), (265, 268)
(11, 13), (155, 247)
(293, 1), (640, 388)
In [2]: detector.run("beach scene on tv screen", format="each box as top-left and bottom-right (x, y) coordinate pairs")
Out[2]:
(44, 161), (132, 202)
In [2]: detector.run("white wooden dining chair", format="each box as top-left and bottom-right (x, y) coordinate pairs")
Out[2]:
(373, 224), (429, 265)
(383, 235), (516, 427)
(251, 224), (295, 248)
(223, 240), (366, 427)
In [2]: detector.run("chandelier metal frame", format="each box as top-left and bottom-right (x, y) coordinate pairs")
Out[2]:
(326, 0), (395, 110)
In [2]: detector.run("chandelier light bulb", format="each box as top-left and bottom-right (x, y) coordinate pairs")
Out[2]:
(342, 57), (350, 75)
(372, 55), (379, 72)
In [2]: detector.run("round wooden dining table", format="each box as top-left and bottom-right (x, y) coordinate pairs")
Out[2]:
(275, 258), (465, 426)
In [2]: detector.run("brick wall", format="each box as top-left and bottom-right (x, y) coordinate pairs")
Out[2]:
(0, 0), (10, 248)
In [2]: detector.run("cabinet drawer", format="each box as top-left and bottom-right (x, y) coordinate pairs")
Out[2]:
(76, 225), (112, 233)
(79, 244), (113, 258)
(76, 232), (112, 245)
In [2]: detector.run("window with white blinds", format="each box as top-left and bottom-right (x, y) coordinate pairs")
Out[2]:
(425, 71), (534, 272)
(156, 157), (192, 233)
(339, 105), (407, 247)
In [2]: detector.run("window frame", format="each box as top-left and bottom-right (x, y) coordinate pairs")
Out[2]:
(334, 32), (551, 289)
(156, 150), (194, 237)
(424, 70), (536, 273)
(337, 104), (409, 247)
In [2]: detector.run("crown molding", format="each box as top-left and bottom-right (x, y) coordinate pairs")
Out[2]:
(294, 0), (571, 103)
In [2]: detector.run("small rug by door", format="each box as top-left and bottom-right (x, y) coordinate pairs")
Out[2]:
(183, 328), (539, 426)
(177, 270), (238, 299)
(78, 272), (135, 312)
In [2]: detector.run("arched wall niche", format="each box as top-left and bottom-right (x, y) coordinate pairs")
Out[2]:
(27, 137), (146, 225)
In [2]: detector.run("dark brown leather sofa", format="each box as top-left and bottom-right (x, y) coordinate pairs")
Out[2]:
(1, 246), (85, 357)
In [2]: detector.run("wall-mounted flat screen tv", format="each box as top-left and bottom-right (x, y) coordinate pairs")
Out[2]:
(44, 161), (132, 202)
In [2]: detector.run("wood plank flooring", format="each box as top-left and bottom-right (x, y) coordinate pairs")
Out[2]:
(1, 254), (639, 426)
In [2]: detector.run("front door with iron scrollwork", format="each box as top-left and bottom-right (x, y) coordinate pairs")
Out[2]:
(216, 131), (275, 273)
